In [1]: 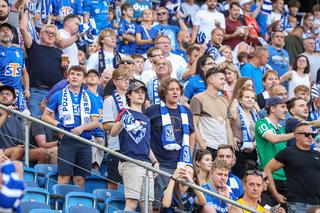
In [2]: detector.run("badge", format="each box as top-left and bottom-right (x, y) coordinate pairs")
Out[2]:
(164, 125), (175, 142)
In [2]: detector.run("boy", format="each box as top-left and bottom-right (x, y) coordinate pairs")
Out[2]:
(118, 3), (137, 55)
(42, 65), (99, 187)
(131, 54), (145, 81)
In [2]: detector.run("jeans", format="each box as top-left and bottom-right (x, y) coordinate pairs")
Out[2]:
(29, 87), (49, 117)
(287, 202), (315, 213)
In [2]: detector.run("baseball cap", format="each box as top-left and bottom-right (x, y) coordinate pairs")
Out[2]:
(0, 85), (16, 99)
(286, 118), (303, 132)
(127, 81), (147, 93)
(0, 23), (14, 33)
(265, 96), (286, 109)
(240, 0), (253, 6)
(87, 69), (100, 77)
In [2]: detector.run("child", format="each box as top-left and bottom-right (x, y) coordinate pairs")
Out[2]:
(237, 51), (248, 70)
(161, 165), (206, 212)
(284, 15), (298, 35)
(313, 4), (320, 35)
(131, 54), (145, 81)
(118, 3), (137, 55)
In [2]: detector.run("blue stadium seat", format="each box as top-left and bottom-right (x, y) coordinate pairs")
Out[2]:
(65, 206), (99, 213)
(45, 171), (58, 193)
(105, 196), (126, 213)
(93, 189), (124, 212)
(29, 209), (60, 213)
(23, 167), (37, 183)
(64, 191), (97, 211)
(25, 181), (39, 187)
(51, 184), (85, 210)
(34, 164), (58, 188)
(85, 175), (108, 193)
(20, 201), (50, 213)
(22, 187), (50, 204)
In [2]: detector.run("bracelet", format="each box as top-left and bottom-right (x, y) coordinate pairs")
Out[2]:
(170, 176), (177, 181)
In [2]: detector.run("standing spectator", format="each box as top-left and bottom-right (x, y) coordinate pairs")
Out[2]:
(118, 3), (137, 55)
(191, 0), (225, 44)
(302, 13), (315, 39)
(255, 96), (294, 204)
(267, 31), (290, 77)
(0, 0), (19, 44)
(83, 0), (109, 32)
(257, 70), (280, 109)
(284, 26), (304, 65)
(302, 37), (320, 82)
(241, 47), (269, 94)
(223, 63), (240, 101)
(190, 68), (233, 154)
(0, 23), (29, 113)
(180, 0), (200, 32)
(110, 82), (158, 212)
(86, 29), (121, 73)
(267, 0), (284, 27)
(280, 54), (311, 100)
(206, 27), (224, 61)
(145, 78), (195, 212)
(20, 10), (64, 117)
(42, 65), (99, 187)
(224, 2), (248, 49)
(265, 122), (320, 211)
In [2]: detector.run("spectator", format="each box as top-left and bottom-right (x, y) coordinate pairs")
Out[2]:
(284, 26), (304, 65)
(174, 30), (191, 61)
(110, 82), (158, 212)
(267, 0), (284, 27)
(20, 10), (65, 117)
(125, 0), (152, 20)
(223, 2), (248, 49)
(232, 77), (255, 101)
(141, 47), (163, 84)
(42, 65), (99, 187)
(102, 68), (130, 189)
(267, 31), (290, 77)
(183, 54), (215, 104)
(294, 85), (311, 104)
(281, 0), (303, 29)
(162, 166), (206, 212)
(241, 47), (269, 94)
(190, 68), (233, 154)
(302, 37), (320, 82)
(146, 58), (172, 105)
(255, 96), (294, 204)
(135, 9), (157, 55)
(78, 50), (86, 66)
(118, 3), (137, 55)
(265, 122), (320, 211)
(206, 27), (224, 61)
(0, 0), (19, 44)
(83, 0), (109, 32)
(181, 45), (203, 81)
(145, 78), (195, 212)
(0, 23), (29, 113)
(180, 0), (200, 32)
(191, 0), (225, 44)
(313, 4), (320, 34)
(131, 54), (145, 81)
(280, 54), (311, 100)
(222, 63), (240, 101)
(193, 149), (213, 186)
(86, 29), (121, 73)
(229, 170), (267, 213)
(257, 70), (280, 109)
(302, 13), (315, 39)
(87, 42), (99, 57)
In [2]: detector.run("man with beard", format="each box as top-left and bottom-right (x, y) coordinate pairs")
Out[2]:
(0, 0), (19, 44)
(173, 30), (191, 61)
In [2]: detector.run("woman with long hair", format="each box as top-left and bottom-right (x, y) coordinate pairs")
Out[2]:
(220, 63), (240, 101)
(302, 13), (315, 39)
(193, 149), (213, 186)
(280, 54), (311, 99)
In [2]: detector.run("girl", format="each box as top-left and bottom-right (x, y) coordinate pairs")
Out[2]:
(220, 63), (240, 101)
(193, 149), (213, 186)
(302, 13), (315, 39)
(162, 165), (206, 212)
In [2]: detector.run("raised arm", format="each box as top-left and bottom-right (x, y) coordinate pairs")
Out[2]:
(19, 8), (33, 49)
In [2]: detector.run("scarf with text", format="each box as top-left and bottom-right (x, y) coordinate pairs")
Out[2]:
(112, 90), (125, 113)
(152, 77), (160, 105)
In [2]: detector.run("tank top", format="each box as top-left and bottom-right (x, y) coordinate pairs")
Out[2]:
(237, 198), (267, 213)
(288, 71), (310, 99)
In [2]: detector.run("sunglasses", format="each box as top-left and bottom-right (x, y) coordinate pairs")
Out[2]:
(296, 132), (317, 138)
(246, 170), (263, 177)
(120, 60), (133, 65)
(43, 30), (57, 37)
(157, 12), (167, 16)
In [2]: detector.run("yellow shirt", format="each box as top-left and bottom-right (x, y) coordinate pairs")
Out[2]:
(237, 198), (267, 213)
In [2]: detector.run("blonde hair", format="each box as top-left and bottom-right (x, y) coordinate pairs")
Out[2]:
(112, 68), (131, 80)
(98, 28), (116, 47)
(40, 24), (58, 33)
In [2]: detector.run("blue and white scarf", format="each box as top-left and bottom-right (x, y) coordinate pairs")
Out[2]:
(112, 90), (125, 113)
(40, 0), (50, 23)
(59, 86), (91, 128)
(15, 90), (26, 112)
(160, 101), (192, 167)
(309, 103), (320, 121)
(121, 109), (146, 144)
(237, 104), (258, 151)
(152, 77), (160, 105)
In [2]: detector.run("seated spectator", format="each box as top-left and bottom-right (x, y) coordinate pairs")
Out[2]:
(302, 13), (315, 39)
(193, 149), (213, 186)
(257, 70), (280, 109)
(294, 85), (311, 104)
(181, 44), (204, 81)
(219, 45), (233, 64)
(173, 30), (191, 61)
(206, 27), (224, 61)
(131, 54), (145, 81)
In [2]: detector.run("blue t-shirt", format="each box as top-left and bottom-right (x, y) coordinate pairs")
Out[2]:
(49, 0), (83, 28)
(227, 172), (244, 200)
(172, 49), (187, 62)
(118, 19), (137, 55)
(87, 90), (105, 138)
(202, 183), (229, 213)
(0, 45), (25, 91)
(267, 45), (289, 77)
(46, 86), (99, 139)
(145, 104), (195, 169)
(125, 0), (151, 19)
(162, 189), (197, 213)
(183, 75), (206, 103)
(83, 0), (108, 32)
(241, 63), (263, 93)
(153, 24), (180, 50)
(119, 109), (150, 161)
(135, 24), (157, 54)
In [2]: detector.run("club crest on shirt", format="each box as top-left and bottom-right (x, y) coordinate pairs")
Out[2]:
(164, 125), (175, 142)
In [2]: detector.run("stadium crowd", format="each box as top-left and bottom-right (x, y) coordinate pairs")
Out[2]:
(0, 0), (319, 212)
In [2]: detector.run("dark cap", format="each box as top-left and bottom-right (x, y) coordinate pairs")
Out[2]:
(127, 81), (147, 93)
(87, 69), (100, 77)
(0, 23), (14, 33)
(265, 96), (286, 109)
(0, 85), (16, 99)
(205, 67), (223, 79)
(286, 118), (302, 132)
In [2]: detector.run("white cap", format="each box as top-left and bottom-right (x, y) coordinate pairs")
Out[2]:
(240, 0), (253, 6)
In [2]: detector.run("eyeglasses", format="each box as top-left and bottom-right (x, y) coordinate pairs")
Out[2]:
(157, 12), (167, 16)
(43, 30), (57, 37)
(245, 170), (263, 177)
(120, 60), (133, 65)
(295, 132), (316, 138)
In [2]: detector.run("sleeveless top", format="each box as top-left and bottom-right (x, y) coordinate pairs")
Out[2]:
(237, 198), (267, 213)
(288, 71), (310, 99)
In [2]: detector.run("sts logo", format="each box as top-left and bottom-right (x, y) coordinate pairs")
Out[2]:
(5, 63), (21, 77)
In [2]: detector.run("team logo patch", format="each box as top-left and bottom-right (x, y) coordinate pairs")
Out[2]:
(5, 63), (22, 77)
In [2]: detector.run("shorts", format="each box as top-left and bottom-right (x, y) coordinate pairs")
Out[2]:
(57, 136), (92, 177)
(91, 136), (105, 166)
(118, 161), (154, 201)
(106, 153), (122, 183)
(153, 166), (175, 210)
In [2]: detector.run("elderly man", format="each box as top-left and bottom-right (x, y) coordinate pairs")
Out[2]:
(265, 122), (320, 212)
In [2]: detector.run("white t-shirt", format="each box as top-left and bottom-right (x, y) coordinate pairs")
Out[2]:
(267, 12), (282, 26)
(58, 29), (79, 66)
(86, 50), (116, 71)
(181, 2), (200, 31)
(193, 9), (226, 43)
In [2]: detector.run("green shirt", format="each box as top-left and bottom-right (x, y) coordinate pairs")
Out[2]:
(255, 118), (287, 180)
